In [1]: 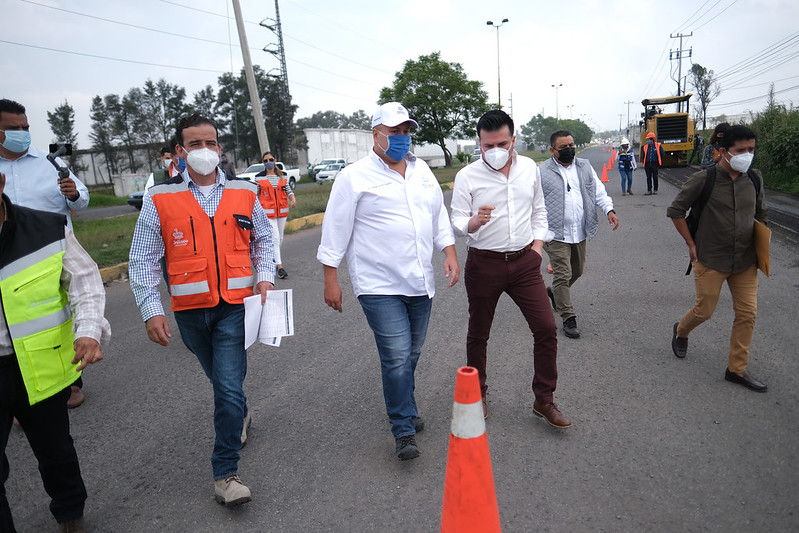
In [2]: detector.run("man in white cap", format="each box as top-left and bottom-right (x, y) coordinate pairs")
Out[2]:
(317, 102), (460, 461)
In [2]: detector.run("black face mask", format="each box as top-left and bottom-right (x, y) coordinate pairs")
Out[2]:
(557, 147), (576, 165)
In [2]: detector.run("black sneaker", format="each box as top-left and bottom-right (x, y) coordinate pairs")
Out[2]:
(277, 267), (288, 279)
(546, 287), (557, 311)
(563, 317), (581, 338)
(672, 322), (687, 358)
(413, 416), (425, 433)
(395, 435), (420, 461)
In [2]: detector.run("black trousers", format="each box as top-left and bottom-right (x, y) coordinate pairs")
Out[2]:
(644, 166), (659, 191)
(0, 356), (86, 532)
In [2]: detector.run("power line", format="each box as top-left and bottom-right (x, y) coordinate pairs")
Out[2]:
(692, 0), (739, 31)
(712, 83), (799, 108)
(672, 0), (714, 33)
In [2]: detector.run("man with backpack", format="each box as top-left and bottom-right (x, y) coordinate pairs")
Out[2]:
(666, 125), (768, 392)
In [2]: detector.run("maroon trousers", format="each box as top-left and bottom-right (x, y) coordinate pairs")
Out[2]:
(464, 248), (559, 404)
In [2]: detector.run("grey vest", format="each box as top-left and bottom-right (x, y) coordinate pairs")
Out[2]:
(539, 157), (599, 241)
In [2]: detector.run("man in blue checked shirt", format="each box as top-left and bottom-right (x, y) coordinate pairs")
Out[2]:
(129, 114), (274, 507)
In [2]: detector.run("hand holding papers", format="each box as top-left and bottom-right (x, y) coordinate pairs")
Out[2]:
(244, 290), (294, 349)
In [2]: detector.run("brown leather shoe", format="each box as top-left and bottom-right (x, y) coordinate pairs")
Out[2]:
(533, 401), (572, 428)
(67, 385), (85, 409)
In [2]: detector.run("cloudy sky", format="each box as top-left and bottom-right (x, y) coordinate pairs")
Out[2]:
(3, 0), (798, 149)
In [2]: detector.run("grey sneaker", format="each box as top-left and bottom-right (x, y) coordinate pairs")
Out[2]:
(241, 411), (252, 447)
(395, 435), (420, 461)
(214, 475), (252, 507)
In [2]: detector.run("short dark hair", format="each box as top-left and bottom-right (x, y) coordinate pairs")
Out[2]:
(710, 122), (730, 144)
(0, 99), (26, 116)
(160, 146), (171, 156)
(175, 114), (218, 145)
(477, 110), (514, 138)
(721, 125), (756, 150)
(168, 137), (179, 154)
(550, 130), (572, 147)
(262, 151), (273, 160)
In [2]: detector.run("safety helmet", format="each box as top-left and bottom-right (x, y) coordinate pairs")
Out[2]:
(646, 132), (656, 139)
(621, 138), (630, 145)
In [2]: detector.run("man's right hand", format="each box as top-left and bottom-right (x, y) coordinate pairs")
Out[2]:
(324, 280), (343, 313)
(145, 315), (172, 346)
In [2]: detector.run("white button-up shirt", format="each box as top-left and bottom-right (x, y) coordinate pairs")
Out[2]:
(552, 159), (614, 244)
(450, 152), (552, 251)
(0, 145), (90, 228)
(317, 150), (455, 298)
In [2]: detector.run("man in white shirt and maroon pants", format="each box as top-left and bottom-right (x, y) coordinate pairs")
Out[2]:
(318, 102), (460, 460)
(450, 110), (570, 429)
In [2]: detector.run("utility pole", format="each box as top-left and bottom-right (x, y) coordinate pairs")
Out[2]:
(508, 92), (514, 124)
(486, 19), (509, 108)
(618, 114), (623, 135)
(261, 0), (296, 165)
(624, 100), (634, 135)
(669, 32), (692, 112)
(231, 0), (269, 155)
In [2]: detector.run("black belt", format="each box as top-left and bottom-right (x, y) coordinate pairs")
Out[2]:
(468, 243), (533, 262)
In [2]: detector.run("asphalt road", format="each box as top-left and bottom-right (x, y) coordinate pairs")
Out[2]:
(7, 147), (798, 532)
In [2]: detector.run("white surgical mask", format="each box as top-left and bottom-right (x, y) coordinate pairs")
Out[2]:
(727, 152), (754, 173)
(483, 147), (510, 171)
(162, 158), (172, 169)
(184, 147), (219, 175)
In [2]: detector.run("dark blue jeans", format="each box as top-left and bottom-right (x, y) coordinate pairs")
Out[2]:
(0, 357), (86, 531)
(358, 295), (433, 438)
(619, 168), (633, 192)
(174, 302), (247, 480)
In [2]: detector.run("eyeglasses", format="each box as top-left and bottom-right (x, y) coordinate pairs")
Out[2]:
(263, 158), (275, 163)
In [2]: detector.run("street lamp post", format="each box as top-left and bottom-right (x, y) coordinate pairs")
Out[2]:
(551, 83), (562, 119)
(566, 104), (574, 120)
(486, 18), (509, 108)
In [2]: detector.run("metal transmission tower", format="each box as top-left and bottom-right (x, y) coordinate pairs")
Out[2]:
(261, 0), (296, 165)
(669, 32), (692, 112)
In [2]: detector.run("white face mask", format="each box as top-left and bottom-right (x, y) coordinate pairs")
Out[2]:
(184, 147), (219, 175)
(162, 158), (172, 169)
(727, 152), (754, 173)
(483, 147), (510, 171)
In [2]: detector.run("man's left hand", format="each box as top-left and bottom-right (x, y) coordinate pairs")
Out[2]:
(256, 281), (275, 304)
(608, 211), (620, 230)
(72, 337), (103, 372)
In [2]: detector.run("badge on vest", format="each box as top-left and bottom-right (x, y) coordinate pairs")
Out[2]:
(233, 214), (253, 230)
(172, 228), (189, 247)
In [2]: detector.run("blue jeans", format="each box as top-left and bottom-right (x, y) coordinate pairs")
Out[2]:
(174, 302), (247, 480)
(358, 295), (433, 438)
(619, 168), (633, 192)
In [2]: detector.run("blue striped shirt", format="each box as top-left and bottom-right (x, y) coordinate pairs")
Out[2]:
(129, 170), (275, 321)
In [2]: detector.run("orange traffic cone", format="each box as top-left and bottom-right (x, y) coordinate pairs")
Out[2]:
(601, 162), (609, 182)
(602, 146), (606, 152)
(441, 367), (501, 533)
(607, 154), (613, 170)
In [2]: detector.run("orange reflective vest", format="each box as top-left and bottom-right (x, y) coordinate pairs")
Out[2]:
(150, 180), (258, 311)
(643, 142), (663, 167)
(256, 177), (289, 219)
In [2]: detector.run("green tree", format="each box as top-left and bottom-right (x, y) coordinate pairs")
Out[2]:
(689, 63), (720, 130)
(345, 110), (371, 130)
(115, 88), (145, 172)
(192, 85), (218, 123)
(46, 100), (87, 174)
(521, 115), (593, 147)
(296, 110), (348, 129)
(216, 66), (297, 165)
(379, 52), (490, 167)
(140, 79), (190, 145)
(89, 95), (122, 178)
(750, 84), (799, 193)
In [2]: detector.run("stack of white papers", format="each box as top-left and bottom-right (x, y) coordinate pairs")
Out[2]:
(243, 290), (294, 348)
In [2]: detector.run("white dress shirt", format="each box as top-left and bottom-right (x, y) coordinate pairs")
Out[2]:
(450, 152), (552, 251)
(0, 145), (90, 228)
(317, 150), (455, 298)
(552, 159), (614, 244)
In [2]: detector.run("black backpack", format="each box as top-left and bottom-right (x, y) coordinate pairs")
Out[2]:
(684, 164), (761, 275)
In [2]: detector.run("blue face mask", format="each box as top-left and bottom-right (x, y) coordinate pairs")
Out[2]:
(1, 129), (31, 153)
(380, 132), (411, 162)
(264, 161), (276, 170)
(177, 157), (187, 171)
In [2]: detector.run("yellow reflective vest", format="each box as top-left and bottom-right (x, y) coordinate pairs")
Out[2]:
(0, 198), (79, 405)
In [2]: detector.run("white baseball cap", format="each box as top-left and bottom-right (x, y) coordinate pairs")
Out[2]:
(371, 102), (419, 129)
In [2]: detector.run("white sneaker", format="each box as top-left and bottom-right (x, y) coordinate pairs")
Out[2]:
(214, 475), (252, 507)
(241, 412), (252, 447)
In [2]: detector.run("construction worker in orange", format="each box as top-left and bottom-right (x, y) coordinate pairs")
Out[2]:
(441, 367), (501, 533)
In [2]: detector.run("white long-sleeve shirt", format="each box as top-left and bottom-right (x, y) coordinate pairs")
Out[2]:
(552, 160), (614, 244)
(317, 150), (455, 298)
(450, 152), (552, 251)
